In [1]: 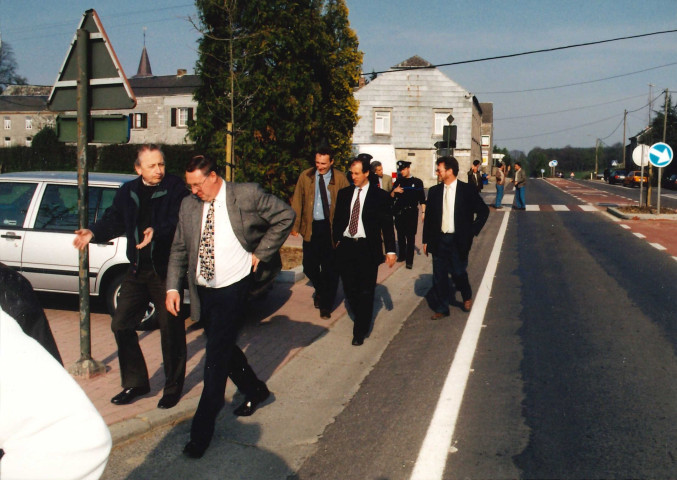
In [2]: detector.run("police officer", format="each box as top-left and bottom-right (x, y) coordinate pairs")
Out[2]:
(391, 160), (426, 269)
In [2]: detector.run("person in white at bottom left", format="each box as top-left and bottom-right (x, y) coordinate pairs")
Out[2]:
(0, 307), (112, 480)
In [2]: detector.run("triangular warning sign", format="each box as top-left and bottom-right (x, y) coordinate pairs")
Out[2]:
(48, 9), (136, 111)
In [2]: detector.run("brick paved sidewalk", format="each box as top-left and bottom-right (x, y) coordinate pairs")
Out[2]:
(46, 234), (404, 430)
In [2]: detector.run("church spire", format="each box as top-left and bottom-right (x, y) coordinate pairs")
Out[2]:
(134, 27), (152, 78)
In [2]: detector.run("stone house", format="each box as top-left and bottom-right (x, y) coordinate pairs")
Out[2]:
(0, 86), (54, 147)
(0, 47), (198, 147)
(352, 55), (492, 188)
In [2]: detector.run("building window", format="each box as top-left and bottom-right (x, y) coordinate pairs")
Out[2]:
(434, 112), (452, 136)
(4, 117), (10, 130)
(171, 107), (193, 128)
(374, 110), (391, 135)
(133, 113), (148, 129)
(25, 117), (32, 130)
(25, 137), (32, 147)
(4, 137), (11, 147)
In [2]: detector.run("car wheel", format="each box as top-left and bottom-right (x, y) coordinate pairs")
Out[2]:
(105, 273), (157, 328)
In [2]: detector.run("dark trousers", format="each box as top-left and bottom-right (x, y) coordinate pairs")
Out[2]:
(337, 238), (379, 340)
(112, 268), (186, 395)
(395, 208), (418, 265)
(190, 275), (267, 449)
(431, 233), (471, 314)
(302, 220), (339, 310)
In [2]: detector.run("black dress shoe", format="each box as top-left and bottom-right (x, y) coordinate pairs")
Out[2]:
(320, 309), (331, 319)
(351, 336), (364, 346)
(313, 294), (320, 309)
(111, 386), (150, 405)
(157, 393), (180, 409)
(233, 386), (270, 417)
(183, 440), (207, 459)
(405, 263), (413, 269)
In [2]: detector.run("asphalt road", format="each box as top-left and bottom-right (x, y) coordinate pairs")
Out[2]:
(99, 178), (677, 479)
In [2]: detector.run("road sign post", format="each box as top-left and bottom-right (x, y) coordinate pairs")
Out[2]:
(48, 9), (136, 377)
(632, 144), (649, 207)
(649, 142), (674, 214)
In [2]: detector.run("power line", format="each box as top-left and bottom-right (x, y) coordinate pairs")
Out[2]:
(365, 28), (677, 76)
(495, 93), (647, 120)
(476, 61), (677, 94)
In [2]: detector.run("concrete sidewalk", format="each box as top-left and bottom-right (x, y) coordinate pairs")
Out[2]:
(44, 233), (407, 445)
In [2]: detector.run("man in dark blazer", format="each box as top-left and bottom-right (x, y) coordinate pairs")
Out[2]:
(165, 155), (295, 459)
(332, 156), (397, 346)
(73, 144), (188, 409)
(423, 156), (489, 319)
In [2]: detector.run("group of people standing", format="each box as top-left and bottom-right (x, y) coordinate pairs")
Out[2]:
(63, 142), (502, 462)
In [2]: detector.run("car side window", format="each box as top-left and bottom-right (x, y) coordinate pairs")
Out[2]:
(34, 185), (104, 231)
(0, 182), (37, 227)
(96, 188), (116, 222)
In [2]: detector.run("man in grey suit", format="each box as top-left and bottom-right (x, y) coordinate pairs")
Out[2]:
(370, 160), (393, 192)
(166, 155), (295, 459)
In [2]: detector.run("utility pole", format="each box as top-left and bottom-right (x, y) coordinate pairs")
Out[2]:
(622, 109), (627, 171)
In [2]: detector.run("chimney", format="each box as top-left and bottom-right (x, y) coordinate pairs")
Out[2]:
(177, 69), (187, 78)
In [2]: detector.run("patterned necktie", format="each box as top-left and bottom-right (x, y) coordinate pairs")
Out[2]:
(199, 201), (215, 281)
(348, 188), (362, 236)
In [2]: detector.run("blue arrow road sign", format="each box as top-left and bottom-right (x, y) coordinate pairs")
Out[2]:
(649, 142), (674, 168)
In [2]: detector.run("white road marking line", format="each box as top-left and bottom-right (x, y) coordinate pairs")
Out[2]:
(552, 205), (569, 211)
(579, 205), (599, 211)
(410, 209), (510, 480)
(633, 232), (646, 239)
(650, 243), (667, 251)
(620, 224), (631, 229)
(525, 205), (539, 211)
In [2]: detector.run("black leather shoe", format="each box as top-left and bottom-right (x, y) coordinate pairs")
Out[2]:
(320, 309), (331, 319)
(157, 393), (180, 409)
(405, 263), (413, 269)
(183, 440), (207, 459)
(111, 386), (150, 405)
(313, 294), (320, 309)
(351, 336), (364, 346)
(233, 386), (270, 417)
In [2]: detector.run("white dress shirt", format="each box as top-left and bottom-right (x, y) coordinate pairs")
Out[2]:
(441, 179), (457, 234)
(197, 181), (253, 288)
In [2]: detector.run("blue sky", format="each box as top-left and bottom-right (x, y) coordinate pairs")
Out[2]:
(2, 0), (677, 153)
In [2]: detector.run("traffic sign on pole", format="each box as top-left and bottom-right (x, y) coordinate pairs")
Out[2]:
(648, 142), (673, 168)
(632, 144), (650, 167)
(48, 9), (136, 111)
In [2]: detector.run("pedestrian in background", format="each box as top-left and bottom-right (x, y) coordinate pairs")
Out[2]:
(166, 155), (294, 459)
(73, 144), (188, 409)
(423, 156), (489, 319)
(333, 155), (397, 346)
(290, 140), (349, 319)
(468, 159), (483, 193)
(391, 160), (426, 269)
(513, 161), (527, 210)
(494, 162), (505, 209)
(370, 160), (393, 192)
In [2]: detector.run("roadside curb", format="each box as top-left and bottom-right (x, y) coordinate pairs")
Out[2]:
(606, 207), (677, 221)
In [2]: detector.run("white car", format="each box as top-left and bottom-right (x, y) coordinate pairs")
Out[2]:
(0, 171), (152, 319)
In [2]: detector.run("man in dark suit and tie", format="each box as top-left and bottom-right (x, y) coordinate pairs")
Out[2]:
(423, 156), (489, 319)
(165, 155), (295, 458)
(333, 156), (397, 346)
